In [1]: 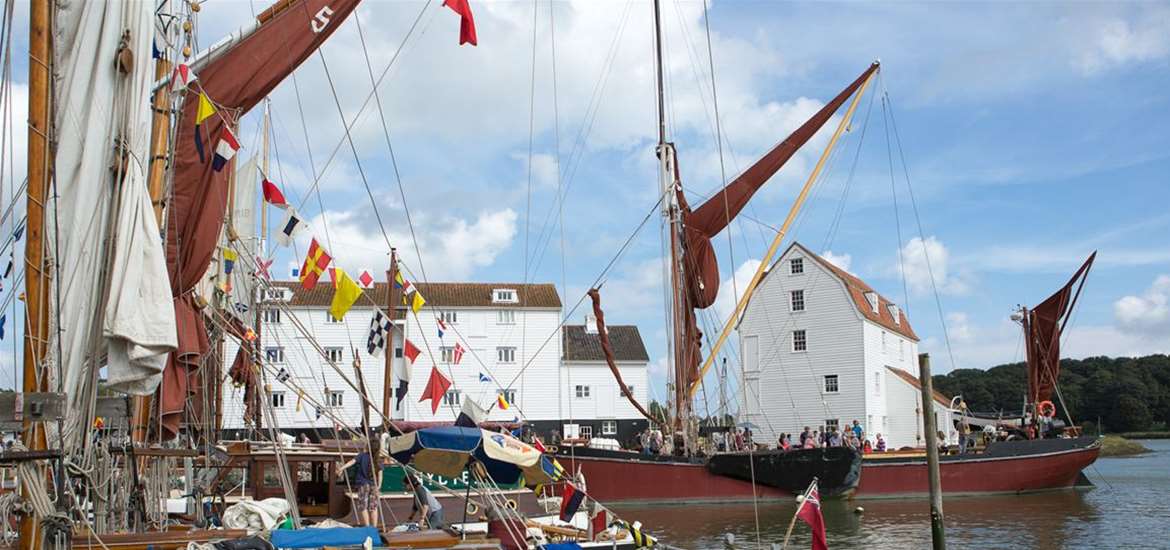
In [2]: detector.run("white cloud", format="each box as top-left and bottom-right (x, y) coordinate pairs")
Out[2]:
(1114, 275), (1170, 338)
(819, 250), (852, 274)
(304, 208), (517, 281)
(898, 236), (971, 297)
(946, 312), (973, 343)
(1076, 11), (1170, 74)
(708, 258), (761, 324)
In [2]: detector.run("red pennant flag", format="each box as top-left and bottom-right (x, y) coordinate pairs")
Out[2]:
(419, 366), (451, 414)
(404, 339), (421, 364)
(443, 0), (477, 46)
(797, 484), (828, 550)
(262, 178), (288, 208)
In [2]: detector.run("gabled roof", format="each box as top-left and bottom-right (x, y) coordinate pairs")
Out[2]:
(780, 242), (919, 341)
(563, 325), (650, 363)
(267, 281), (561, 309)
(886, 366), (951, 406)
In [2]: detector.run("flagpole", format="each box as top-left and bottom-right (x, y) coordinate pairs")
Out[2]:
(781, 479), (816, 550)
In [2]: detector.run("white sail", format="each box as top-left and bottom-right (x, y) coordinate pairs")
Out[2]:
(51, 0), (175, 439)
(230, 155), (260, 312)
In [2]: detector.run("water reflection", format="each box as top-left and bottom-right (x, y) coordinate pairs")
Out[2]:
(619, 440), (1167, 549)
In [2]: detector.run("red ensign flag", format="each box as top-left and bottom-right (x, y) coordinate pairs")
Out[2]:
(443, 0), (477, 46)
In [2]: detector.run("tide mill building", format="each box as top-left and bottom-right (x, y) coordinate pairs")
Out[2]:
(222, 281), (650, 443)
(736, 242), (956, 449)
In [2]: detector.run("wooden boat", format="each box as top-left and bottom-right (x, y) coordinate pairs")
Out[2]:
(855, 436), (1100, 498)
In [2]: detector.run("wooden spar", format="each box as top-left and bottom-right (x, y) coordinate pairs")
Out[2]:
(686, 64), (878, 400)
(383, 248), (400, 419)
(21, 0), (51, 548)
(133, 33), (176, 448)
(918, 353), (947, 549)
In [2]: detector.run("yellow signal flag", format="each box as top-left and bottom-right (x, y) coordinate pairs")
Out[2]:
(329, 268), (363, 320)
(411, 291), (426, 314)
(196, 92), (217, 124)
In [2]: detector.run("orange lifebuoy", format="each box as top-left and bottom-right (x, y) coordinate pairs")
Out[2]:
(1038, 400), (1057, 418)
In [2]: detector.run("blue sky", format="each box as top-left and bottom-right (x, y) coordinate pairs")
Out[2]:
(2, 1), (1168, 410)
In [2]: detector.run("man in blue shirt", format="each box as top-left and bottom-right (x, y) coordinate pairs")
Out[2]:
(337, 438), (382, 527)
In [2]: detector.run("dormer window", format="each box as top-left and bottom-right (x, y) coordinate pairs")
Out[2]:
(789, 258), (804, 275)
(887, 304), (901, 325)
(864, 291), (879, 313)
(492, 289), (518, 304)
(584, 315), (597, 334)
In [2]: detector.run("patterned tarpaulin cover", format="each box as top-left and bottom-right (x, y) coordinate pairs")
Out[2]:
(389, 426), (559, 486)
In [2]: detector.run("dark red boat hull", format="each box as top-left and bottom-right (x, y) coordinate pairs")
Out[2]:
(558, 452), (789, 504)
(855, 436), (1101, 498)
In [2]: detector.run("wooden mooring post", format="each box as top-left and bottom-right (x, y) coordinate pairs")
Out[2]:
(919, 353), (947, 549)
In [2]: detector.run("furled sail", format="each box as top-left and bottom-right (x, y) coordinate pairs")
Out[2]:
(1025, 252), (1095, 406)
(51, 0), (174, 446)
(159, 0), (363, 439)
(679, 62), (880, 310)
(670, 63), (880, 401)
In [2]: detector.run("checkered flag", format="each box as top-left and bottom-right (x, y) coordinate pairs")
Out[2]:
(275, 368), (291, 382)
(367, 310), (392, 357)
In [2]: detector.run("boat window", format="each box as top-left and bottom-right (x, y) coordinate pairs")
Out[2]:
(219, 467), (248, 493)
(297, 462), (313, 482)
(262, 464), (282, 488)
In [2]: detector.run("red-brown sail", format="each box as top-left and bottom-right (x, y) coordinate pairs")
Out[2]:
(159, 0), (362, 439)
(680, 62), (879, 310)
(1025, 251), (1095, 407)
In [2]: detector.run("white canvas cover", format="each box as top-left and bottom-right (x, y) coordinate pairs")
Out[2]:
(51, 0), (176, 434)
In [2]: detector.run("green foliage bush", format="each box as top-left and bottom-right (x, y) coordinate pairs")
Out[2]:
(932, 354), (1170, 433)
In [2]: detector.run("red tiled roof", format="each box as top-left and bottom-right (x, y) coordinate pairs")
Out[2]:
(267, 281), (561, 309)
(787, 243), (919, 341)
(886, 366), (951, 406)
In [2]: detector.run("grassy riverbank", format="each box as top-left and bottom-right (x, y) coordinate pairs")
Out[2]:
(1100, 435), (1151, 457)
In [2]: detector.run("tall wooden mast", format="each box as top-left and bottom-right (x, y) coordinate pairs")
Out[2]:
(20, 0), (52, 547)
(651, 0), (690, 449)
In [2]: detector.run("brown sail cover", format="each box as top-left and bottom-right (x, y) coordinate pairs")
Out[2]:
(1025, 252), (1095, 405)
(588, 289), (658, 424)
(159, 0), (362, 439)
(680, 62), (879, 310)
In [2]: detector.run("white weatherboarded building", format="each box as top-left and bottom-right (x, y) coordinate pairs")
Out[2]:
(737, 243), (955, 450)
(222, 281), (649, 442)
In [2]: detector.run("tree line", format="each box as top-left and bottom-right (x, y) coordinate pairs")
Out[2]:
(931, 354), (1170, 433)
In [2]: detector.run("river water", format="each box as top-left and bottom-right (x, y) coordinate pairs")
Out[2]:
(618, 439), (1170, 549)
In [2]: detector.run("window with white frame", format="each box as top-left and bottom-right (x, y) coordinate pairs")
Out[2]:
(326, 312), (342, 323)
(497, 346), (516, 364)
(601, 420), (617, 435)
(824, 374), (839, 393)
(263, 309), (282, 324)
(441, 346), (455, 364)
(620, 385), (635, 398)
(492, 289), (518, 303)
(328, 391), (343, 408)
(579, 425), (593, 439)
(865, 291), (879, 313)
(265, 347), (285, 364)
(790, 289), (805, 312)
(271, 391), (286, 408)
(442, 390), (461, 406)
(888, 304), (901, 325)
(882, 331), (889, 353)
(823, 418), (839, 433)
(497, 310), (516, 325)
(575, 385), (591, 398)
(792, 330), (807, 352)
(875, 371), (882, 396)
(790, 257), (804, 275)
(441, 311), (458, 324)
(324, 347), (343, 363)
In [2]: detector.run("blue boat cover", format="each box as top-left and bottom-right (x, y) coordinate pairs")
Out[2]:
(269, 527), (381, 548)
(388, 426), (559, 486)
(540, 544), (583, 550)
